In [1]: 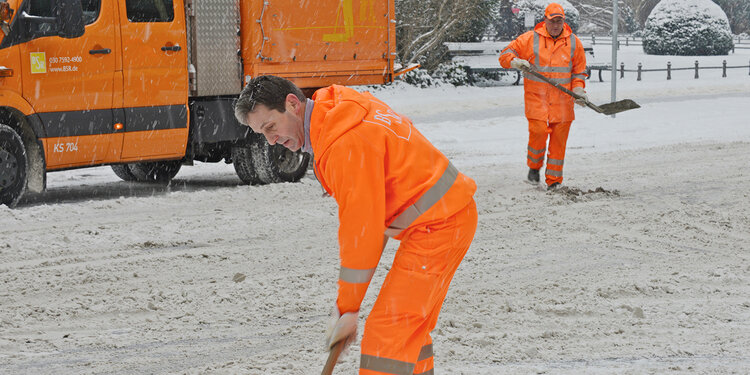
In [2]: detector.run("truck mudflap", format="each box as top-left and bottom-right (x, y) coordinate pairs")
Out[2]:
(189, 97), (251, 144)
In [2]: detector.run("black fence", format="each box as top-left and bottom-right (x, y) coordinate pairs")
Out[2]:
(608, 60), (750, 81)
(580, 35), (750, 52)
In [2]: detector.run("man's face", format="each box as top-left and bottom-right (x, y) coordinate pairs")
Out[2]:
(243, 94), (305, 151)
(544, 16), (564, 37)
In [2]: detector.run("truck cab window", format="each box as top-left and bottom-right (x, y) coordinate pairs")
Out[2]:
(26, 0), (55, 35)
(126, 0), (174, 23)
(81, 0), (101, 25)
(28, 0), (54, 18)
(27, 0), (98, 24)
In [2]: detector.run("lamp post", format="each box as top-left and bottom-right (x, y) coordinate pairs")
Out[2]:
(611, 0), (618, 118)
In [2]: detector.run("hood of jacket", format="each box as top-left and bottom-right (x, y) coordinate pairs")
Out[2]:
(309, 85), (371, 160)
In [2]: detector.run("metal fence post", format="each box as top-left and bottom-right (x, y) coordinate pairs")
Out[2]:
(592, 34), (596, 45)
(694, 60), (699, 79)
(723, 60), (727, 77)
(667, 61), (671, 80)
(620, 62), (625, 78)
(637, 63), (642, 81)
(626, 37), (629, 46)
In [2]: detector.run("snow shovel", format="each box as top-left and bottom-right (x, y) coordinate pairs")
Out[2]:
(521, 67), (640, 115)
(321, 340), (344, 375)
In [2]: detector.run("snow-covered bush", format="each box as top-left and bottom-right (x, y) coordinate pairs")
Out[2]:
(400, 68), (438, 88)
(515, 0), (580, 33)
(643, 0), (734, 56)
(433, 62), (471, 86)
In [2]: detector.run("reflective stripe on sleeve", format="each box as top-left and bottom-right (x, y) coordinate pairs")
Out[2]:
(501, 47), (519, 59)
(360, 354), (415, 375)
(339, 266), (376, 284)
(572, 73), (587, 80)
(385, 162), (459, 237)
(547, 158), (564, 166)
(545, 168), (563, 177)
(415, 369), (435, 375)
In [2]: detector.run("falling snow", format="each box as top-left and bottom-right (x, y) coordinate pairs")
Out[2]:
(1, 44), (749, 373)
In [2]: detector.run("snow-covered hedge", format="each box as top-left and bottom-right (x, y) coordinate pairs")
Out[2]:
(400, 68), (438, 88)
(515, 0), (580, 33)
(643, 0), (734, 56)
(400, 64), (472, 87)
(433, 62), (472, 86)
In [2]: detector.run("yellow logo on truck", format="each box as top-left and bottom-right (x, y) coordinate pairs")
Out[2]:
(30, 52), (46, 74)
(323, 0), (354, 42)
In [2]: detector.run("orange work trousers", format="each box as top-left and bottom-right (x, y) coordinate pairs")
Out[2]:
(526, 119), (572, 186)
(359, 199), (478, 375)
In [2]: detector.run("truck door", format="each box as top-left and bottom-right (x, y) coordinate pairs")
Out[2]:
(18, 0), (120, 169)
(117, 0), (188, 161)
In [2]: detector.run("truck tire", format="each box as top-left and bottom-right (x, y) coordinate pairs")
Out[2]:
(231, 136), (309, 185)
(268, 143), (310, 183)
(0, 124), (27, 207)
(111, 164), (137, 181)
(231, 145), (262, 185)
(128, 161), (182, 183)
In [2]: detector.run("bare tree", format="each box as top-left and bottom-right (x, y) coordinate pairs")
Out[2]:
(396, 0), (493, 70)
(569, 0), (659, 32)
(622, 0), (659, 27)
(712, 0), (750, 34)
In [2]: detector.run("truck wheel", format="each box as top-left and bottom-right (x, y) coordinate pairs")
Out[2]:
(232, 136), (309, 185)
(231, 145), (262, 185)
(268, 143), (310, 183)
(111, 164), (137, 181)
(129, 161), (182, 182)
(0, 124), (27, 207)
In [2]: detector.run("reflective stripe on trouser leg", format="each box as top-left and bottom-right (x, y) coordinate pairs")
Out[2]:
(360, 200), (478, 375)
(545, 121), (572, 185)
(412, 337), (434, 375)
(527, 119), (549, 170)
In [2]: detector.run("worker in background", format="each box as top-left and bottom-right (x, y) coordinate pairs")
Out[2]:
(499, 2), (588, 190)
(234, 75), (478, 375)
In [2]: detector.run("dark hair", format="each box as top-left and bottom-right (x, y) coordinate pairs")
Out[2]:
(233, 75), (306, 125)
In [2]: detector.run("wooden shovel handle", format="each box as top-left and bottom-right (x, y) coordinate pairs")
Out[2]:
(521, 66), (583, 99)
(321, 340), (345, 375)
(520, 66), (605, 113)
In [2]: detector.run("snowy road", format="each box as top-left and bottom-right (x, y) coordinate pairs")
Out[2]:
(2, 57), (750, 374)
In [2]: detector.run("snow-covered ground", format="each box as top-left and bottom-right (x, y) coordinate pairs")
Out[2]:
(1, 45), (749, 374)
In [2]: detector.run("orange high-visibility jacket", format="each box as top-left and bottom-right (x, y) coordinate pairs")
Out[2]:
(499, 22), (588, 122)
(310, 85), (477, 314)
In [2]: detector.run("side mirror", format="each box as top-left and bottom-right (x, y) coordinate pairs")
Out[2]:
(55, 0), (84, 39)
(0, 2), (14, 35)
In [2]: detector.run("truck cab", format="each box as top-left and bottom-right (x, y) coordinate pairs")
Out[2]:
(0, 0), (396, 207)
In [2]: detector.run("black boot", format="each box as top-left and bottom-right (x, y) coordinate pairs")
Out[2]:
(527, 168), (540, 184)
(547, 182), (561, 191)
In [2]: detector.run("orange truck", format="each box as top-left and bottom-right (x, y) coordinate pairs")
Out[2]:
(0, 0), (396, 206)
